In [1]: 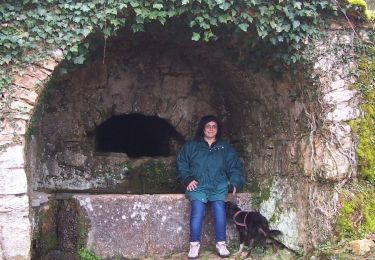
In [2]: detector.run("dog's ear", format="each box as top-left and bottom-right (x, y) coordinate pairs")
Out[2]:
(225, 201), (238, 210)
(230, 201), (242, 211)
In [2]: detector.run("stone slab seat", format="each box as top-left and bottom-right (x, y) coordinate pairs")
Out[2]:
(69, 193), (251, 258)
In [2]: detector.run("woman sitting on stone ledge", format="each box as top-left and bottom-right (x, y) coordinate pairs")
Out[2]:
(176, 115), (245, 259)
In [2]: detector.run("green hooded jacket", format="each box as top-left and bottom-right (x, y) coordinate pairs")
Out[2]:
(176, 139), (244, 202)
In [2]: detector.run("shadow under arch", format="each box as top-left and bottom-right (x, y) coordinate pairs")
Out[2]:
(95, 113), (185, 158)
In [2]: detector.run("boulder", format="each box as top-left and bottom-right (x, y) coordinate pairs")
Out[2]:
(349, 239), (375, 256)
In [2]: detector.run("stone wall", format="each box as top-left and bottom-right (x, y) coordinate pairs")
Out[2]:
(0, 61), (57, 259)
(0, 24), (368, 259)
(245, 28), (364, 251)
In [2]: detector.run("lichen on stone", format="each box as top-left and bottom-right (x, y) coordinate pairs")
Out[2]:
(258, 178), (300, 251)
(259, 179), (282, 220)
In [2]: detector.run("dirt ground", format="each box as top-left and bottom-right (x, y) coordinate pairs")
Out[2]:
(141, 246), (375, 260)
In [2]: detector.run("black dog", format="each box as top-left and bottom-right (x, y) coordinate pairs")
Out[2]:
(225, 201), (299, 257)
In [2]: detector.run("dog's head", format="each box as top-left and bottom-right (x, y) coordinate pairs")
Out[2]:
(225, 201), (242, 216)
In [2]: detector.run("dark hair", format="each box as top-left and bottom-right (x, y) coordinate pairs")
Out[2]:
(194, 115), (222, 140)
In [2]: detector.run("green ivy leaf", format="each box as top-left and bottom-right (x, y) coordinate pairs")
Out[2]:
(219, 2), (230, 11)
(73, 54), (85, 64)
(293, 20), (300, 28)
(81, 27), (91, 37)
(70, 45), (79, 53)
(218, 14), (230, 23)
(158, 16), (166, 25)
(130, 1), (140, 8)
(203, 30), (213, 41)
(294, 2), (302, 10)
(73, 16), (81, 23)
(191, 32), (200, 41)
(238, 23), (249, 32)
(131, 23), (144, 32)
(2, 54), (12, 64)
(81, 4), (91, 12)
(153, 3), (163, 10)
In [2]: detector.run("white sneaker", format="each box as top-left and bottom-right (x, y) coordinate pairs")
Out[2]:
(188, 242), (200, 259)
(216, 241), (230, 258)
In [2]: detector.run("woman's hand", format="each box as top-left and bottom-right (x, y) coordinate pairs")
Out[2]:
(229, 184), (237, 195)
(187, 180), (198, 191)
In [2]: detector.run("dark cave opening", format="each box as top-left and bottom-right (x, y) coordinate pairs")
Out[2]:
(95, 113), (185, 158)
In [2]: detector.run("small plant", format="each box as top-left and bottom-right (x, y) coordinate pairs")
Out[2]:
(79, 248), (102, 260)
(143, 160), (174, 186)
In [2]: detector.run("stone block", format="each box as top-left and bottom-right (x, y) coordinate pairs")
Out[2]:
(12, 88), (38, 105)
(9, 112), (31, 120)
(31, 191), (52, 207)
(70, 193), (251, 258)
(2, 119), (27, 135)
(0, 195), (29, 220)
(325, 79), (346, 93)
(0, 134), (13, 146)
(13, 67), (50, 89)
(0, 145), (24, 169)
(323, 88), (358, 105)
(10, 100), (33, 113)
(350, 239), (375, 256)
(326, 103), (361, 122)
(14, 74), (39, 89)
(0, 195), (30, 260)
(0, 222), (31, 260)
(40, 59), (59, 71)
(0, 168), (27, 195)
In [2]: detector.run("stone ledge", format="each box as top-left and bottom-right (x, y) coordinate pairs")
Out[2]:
(45, 193), (252, 259)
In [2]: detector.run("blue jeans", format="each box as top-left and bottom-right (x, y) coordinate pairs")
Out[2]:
(190, 200), (226, 242)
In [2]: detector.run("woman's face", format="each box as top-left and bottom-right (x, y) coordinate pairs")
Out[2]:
(203, 121), (218, 139)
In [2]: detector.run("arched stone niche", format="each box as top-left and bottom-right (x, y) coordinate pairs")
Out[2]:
(0, 24), (367, 258)
(27, 32), (311, 194)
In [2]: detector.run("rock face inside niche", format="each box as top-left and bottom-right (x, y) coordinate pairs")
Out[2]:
(30, 40), (227, 193)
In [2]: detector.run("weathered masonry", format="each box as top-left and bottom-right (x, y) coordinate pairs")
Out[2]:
(0, 22), (370, 259)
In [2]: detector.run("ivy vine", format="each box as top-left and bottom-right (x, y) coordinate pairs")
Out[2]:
(0, 0), (370, 90)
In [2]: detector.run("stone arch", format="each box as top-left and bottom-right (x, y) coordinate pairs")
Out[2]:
(26, 32), (312, 195)
(0, 24), (365, 258)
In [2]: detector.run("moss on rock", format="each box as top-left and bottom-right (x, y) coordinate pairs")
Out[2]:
(349, 33), (375, 183)
(248, 175), (273, 210)
(334, 29), (375, 247)
(336, 186), (375, 240)
(32, 200), (59, 258)
(347, 0), (375, 21)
